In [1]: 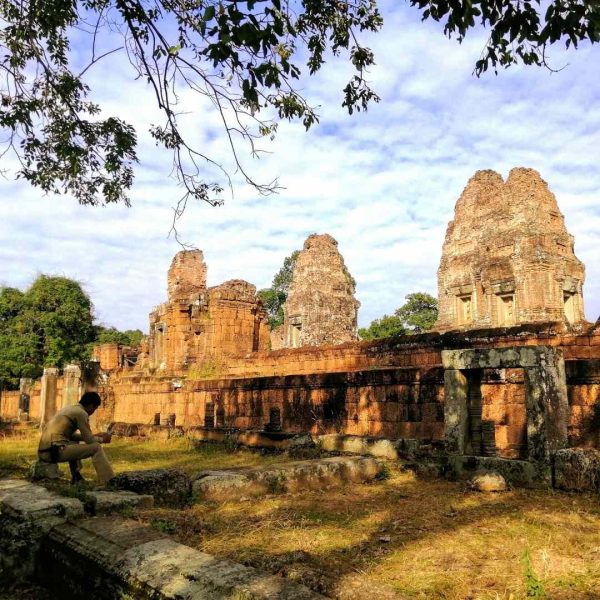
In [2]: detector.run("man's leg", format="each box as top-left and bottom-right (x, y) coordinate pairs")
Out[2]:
(91, 446), (116, 484)
(57, 442), (115, 484)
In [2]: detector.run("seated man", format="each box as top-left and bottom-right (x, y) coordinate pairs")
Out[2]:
(38, 391), (115, 484)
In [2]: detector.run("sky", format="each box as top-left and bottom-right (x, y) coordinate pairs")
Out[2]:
(1, 1), (599, 333)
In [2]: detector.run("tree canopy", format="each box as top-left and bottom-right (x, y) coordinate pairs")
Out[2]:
(411, 0), (600, 74)
(0, 0), (382, 209)
(258, 250), (299, 329)
(0, 275), (143, 389)
(1, 1), (596, 209)
(359, 292), (438, 340)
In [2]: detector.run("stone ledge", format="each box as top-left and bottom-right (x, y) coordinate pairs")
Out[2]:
(40, 516), (324, 599)
(317, 433), (440, 460)
(193, 456), (384, 500)
(84, 490), (154, 515)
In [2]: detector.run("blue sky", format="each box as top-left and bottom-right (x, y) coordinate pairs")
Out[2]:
(1, 1), (599, 332)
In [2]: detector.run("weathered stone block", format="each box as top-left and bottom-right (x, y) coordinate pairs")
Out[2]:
(468, 472), (507, 492)
(40, 516), (325, 599)
(30, 461), (61, 481)
(109, 468), (191, 507)
(85, 490), (154, 515)
(0, 480), (84, 584)
(553, 448), (600, 492)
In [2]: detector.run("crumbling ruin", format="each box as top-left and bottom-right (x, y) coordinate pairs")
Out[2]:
(3, 168), (599, 491)
(435, 168), (585, 331)
(142, 251), (269, 372)
(281, 233), (359, 348)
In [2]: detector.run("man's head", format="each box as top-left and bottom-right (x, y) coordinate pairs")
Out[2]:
(79, 391), (101, 415)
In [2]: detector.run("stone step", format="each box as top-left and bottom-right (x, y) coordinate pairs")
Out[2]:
(193, 456), (385, 500)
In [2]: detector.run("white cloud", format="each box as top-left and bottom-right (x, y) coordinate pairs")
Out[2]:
(1, 2), (599, 332)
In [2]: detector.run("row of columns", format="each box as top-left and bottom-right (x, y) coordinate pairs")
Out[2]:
(18, 364), (97, 426)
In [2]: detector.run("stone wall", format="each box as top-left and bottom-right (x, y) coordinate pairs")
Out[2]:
(4, 331), (600, 459)
(436, 168), (585, 331)
(82, 327), (600, 458)
(282, 234), (359, 348)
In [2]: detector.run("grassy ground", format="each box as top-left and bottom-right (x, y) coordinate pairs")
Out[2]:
(0, 425), (291, 480)
(136, 467), (600, 599)
(2, 426), (600, 599)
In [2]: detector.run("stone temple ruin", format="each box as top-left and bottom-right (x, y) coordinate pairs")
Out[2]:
(277, 233), (360, 349)
(2, 167), (600, 597)
(2, 168), (599, 490)
(436, 168), (585, 331)
(142, 249), (269, 372)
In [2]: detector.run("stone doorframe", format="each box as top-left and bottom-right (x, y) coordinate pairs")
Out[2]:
(442, 346), (569, 464)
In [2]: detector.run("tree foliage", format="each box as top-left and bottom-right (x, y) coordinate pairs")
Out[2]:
(93, 325), (144, 346)
(411, 0), (600, 74)
(358, 313), (405, 340)
(0, 275), (142, 389)
(0, 0), (382, 209)
(359, 292), (438, 340)
(258, 249), (299, 329)
(396, 292), (438, 333)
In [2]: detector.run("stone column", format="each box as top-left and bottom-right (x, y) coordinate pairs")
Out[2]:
(524, 348), (569, 463)
(62, 364), (82, 408)
(39, 368), (59, 426)
(443, 369), (469, 454)
(18, 378), (33, 421)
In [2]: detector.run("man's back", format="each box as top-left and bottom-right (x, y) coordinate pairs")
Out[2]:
(38, 404), (93, 449)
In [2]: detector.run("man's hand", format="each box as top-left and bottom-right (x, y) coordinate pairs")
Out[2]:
(95, 432), (112, 444)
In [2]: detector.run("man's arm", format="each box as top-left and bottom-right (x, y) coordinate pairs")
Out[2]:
(73, 412), (97, 444)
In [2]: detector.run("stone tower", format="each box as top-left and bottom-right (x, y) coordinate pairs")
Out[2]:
(282, 233), (359, 347)
(148, 250), (268, 371)
(435, 168), (585, 332)
(167, 250), (207, 301)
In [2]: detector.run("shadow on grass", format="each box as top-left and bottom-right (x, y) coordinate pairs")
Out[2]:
(144, 470), (600, 599)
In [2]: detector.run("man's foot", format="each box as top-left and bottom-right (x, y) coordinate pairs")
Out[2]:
(70, 472), (85, 485)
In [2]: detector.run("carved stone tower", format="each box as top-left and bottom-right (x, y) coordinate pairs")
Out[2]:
(435, 168), (585, 332)
(282, 233), (359, 347)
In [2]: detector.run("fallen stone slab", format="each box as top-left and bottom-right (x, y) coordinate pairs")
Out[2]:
(554, 448), (600, 492)
(108, 468), (191, 506)
(84, 490), (154, 515)
(40, 516), (326, 600)
(0, 480), (84, 583)
(193, 456), (385, 500)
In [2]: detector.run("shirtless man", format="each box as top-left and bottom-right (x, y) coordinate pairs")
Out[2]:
(38, 391), (115, 484)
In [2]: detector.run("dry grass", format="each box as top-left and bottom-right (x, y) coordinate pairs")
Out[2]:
(137, 466), (600, 599)
(2, 427), (600, 599)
